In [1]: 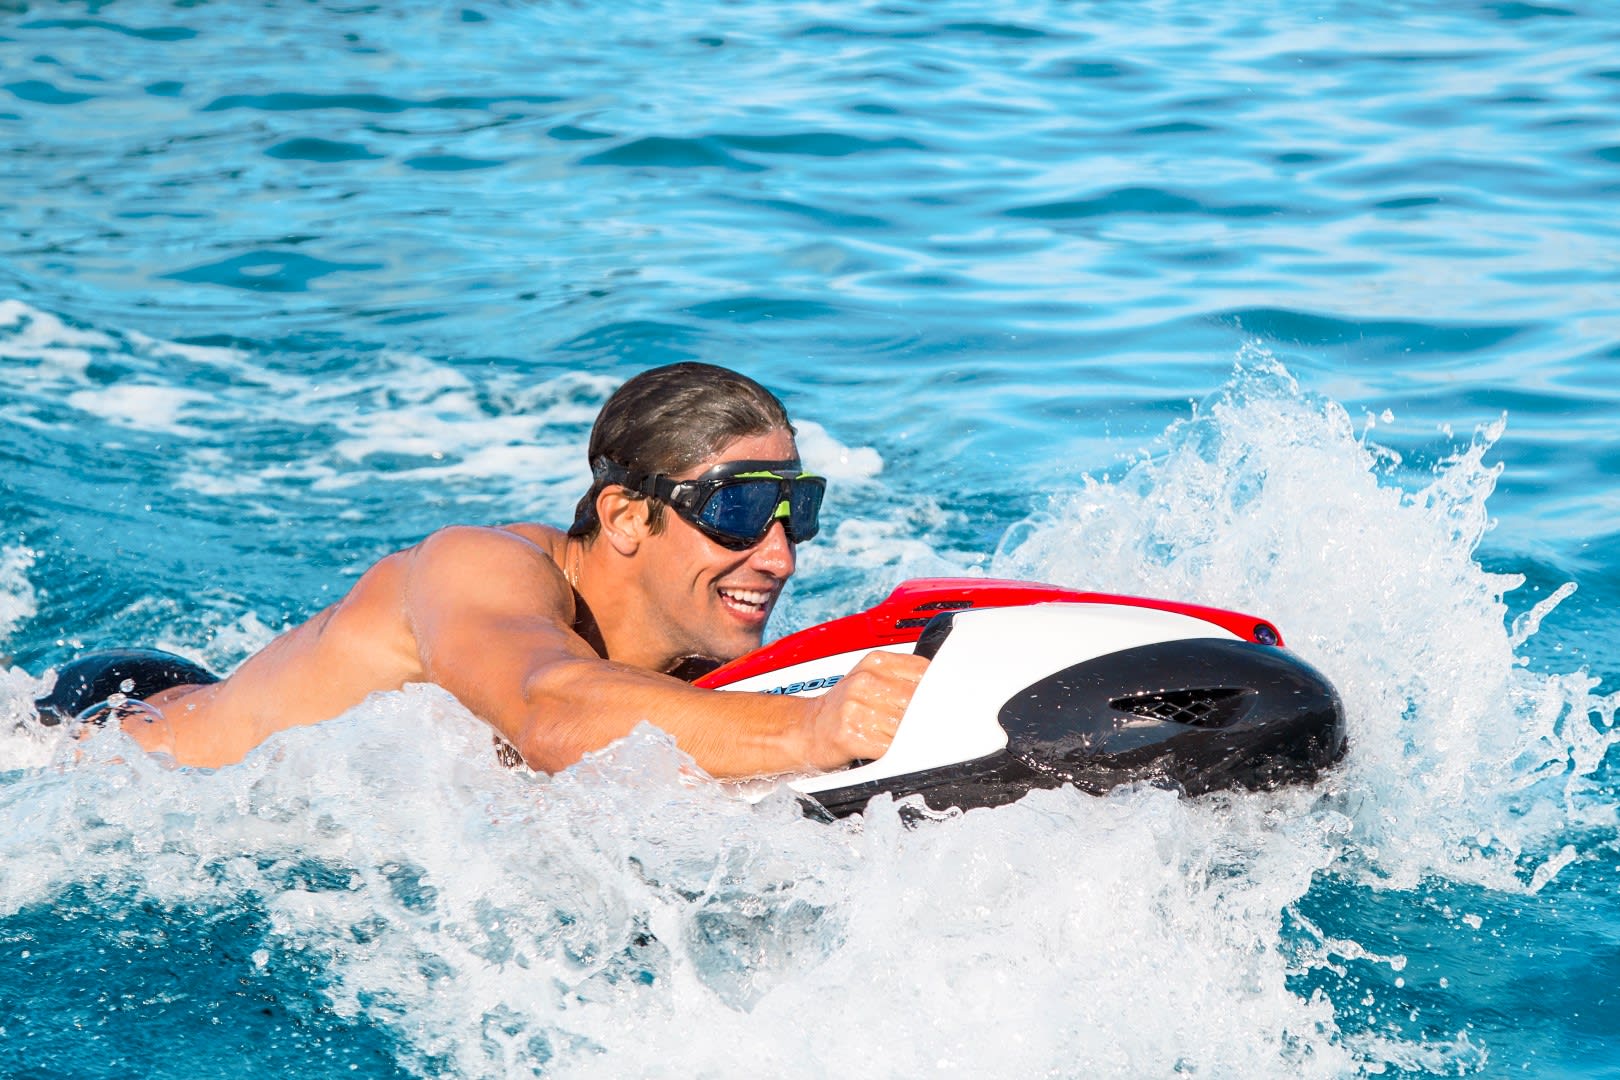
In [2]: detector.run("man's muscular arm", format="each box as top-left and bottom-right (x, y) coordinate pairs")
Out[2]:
(405, 527), (924, 777)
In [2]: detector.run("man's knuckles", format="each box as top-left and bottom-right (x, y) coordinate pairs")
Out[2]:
(848, 651), (928, 685)
(866, 650), (929, 681)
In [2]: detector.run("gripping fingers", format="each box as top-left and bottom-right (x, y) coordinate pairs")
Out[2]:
(856, 650), (929, 711)
(821, 650), (931, 764)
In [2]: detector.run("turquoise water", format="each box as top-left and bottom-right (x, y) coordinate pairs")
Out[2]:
(3, 1), (1619, 1075)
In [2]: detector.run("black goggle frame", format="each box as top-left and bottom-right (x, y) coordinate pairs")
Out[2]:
(594, 458), (826, 551)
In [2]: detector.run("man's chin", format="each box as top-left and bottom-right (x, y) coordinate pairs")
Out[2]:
(711, 619), (771, 662)
(719, 630), (767, 662)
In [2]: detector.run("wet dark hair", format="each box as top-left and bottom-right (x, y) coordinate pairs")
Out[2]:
(568, 363), (794, 539)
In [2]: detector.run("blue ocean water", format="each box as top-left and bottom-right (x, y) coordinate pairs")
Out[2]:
(2, 0), (1619, 1075)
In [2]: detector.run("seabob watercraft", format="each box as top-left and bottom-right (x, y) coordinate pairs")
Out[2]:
(696, 578), (1347, 818)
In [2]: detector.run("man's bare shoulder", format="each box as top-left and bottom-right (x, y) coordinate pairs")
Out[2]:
(405, 523), (563, 574)
(495, 521), (568, 557)
(399, 524), (573, 613)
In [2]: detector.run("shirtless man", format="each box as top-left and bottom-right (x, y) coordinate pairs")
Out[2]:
(36, 363), (928, 777)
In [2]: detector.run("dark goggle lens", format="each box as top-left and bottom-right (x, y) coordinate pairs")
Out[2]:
(699, 481), (782, 537)
(788, 477), (822, 539)
(695, 476), (824, 547)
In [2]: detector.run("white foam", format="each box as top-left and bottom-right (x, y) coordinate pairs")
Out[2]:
(126, 328), (259, 368)
(0, 664), (53, 772)
(66, 383), (213, 435)
(0, 687), (1366, 1078)
(151, 610), (279, 673)
(0, 299), (111, 380)
(0, 300), (611, 518)
(994, 346), (1616, 894)
(795, 419), (883, 482)
(0, 545), (38, 645)
(826, 514), (978, 576)
(175, 448), (268, 496)
(155, 353), (617, 518)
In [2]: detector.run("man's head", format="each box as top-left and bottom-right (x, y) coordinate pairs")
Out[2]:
(570, 364), (820, 667)
(569, 362), (796, 541)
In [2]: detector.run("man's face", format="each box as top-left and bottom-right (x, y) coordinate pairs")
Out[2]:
(636, 427), (801, 664)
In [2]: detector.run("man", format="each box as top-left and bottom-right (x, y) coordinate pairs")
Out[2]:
(36, 363), (928, 778)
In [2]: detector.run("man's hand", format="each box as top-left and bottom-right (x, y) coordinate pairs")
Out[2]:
(799, 650), (930, 770)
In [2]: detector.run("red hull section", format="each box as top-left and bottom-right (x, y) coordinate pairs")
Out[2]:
(695, 578), (1284, 689)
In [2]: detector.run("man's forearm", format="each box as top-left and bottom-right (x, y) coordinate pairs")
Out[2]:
(510, 657), (819, 778)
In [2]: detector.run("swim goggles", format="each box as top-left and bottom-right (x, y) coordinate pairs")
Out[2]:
(593, 457), (825, 550)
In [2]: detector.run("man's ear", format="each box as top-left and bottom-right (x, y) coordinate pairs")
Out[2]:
(595, 488), (650, 556)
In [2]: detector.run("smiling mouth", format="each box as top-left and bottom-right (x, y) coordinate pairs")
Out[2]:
(717, 586), (775, 618)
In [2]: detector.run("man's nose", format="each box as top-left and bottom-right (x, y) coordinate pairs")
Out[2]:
(748, 519), (796, 577)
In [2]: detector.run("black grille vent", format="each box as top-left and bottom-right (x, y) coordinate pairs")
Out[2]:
(1109, 687), (1251, 728)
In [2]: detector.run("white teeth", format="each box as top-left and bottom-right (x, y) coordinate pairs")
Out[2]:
(720, 588), (771, 607)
